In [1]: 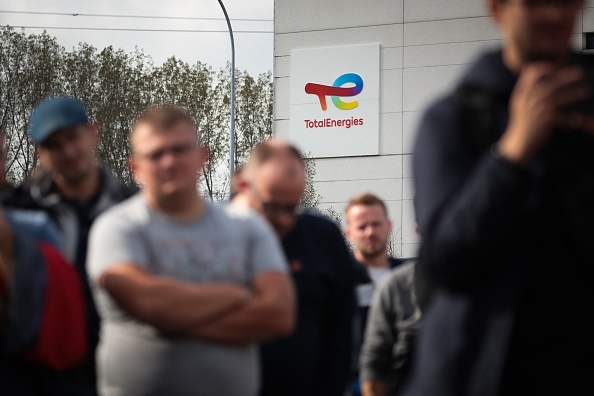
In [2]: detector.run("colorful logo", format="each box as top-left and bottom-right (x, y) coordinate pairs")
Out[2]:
(305, 73), (363, 111)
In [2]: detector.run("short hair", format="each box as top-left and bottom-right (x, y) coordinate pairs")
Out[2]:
(242, 140), (305, 183)
(345, 193), (388, 219)
(248, 140), (304, 168)
(132, 105), (198, 142)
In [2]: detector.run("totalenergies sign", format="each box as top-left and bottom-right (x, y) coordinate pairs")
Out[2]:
(305, 73), (363, 111)
(289, 44), (380, 158)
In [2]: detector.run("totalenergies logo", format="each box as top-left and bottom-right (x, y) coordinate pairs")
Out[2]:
(305, 73), (363, 111)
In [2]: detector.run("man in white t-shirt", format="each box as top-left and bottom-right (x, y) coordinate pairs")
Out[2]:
(87, 105), (295, 396)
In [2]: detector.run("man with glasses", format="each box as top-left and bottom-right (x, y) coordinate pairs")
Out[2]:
(408, 0), (594, 395)
(1, 97), (135, 395)
(233, 140), (355, 396)
(87, 106), (294, 396)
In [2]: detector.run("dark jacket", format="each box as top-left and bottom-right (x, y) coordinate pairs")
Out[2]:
(1, 168), (136, 389)
(359, 261), (421, 395)
(259, 211), (354, 396)
(406, 50), (594, 396)
(1, 215), (86, 395)
(352, 257), (404, 377)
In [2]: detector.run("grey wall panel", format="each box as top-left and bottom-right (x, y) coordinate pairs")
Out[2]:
(275, 24), (403, 57)
(403, 64), (466, 113)
(275, 0), (404, 34)
(313, 155), (402, 182)
(404, 0), (487, 23)
(380, 112), (404, 155)
(404, 40), (500, 68)
(313, 178), (403, 205)
(404, 17), (499, 46)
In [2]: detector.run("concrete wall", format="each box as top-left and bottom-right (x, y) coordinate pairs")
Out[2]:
(274, 0), (590, 257)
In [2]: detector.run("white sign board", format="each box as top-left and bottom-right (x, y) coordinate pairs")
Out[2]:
(289, 44), (380, 158)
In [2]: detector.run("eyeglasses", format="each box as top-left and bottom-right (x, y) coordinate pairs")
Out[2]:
(249, 185), (300, 218)
(135, 141), (198, 163)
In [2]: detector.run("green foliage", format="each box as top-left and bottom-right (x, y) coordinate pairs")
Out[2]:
(0, 26), (281, 201)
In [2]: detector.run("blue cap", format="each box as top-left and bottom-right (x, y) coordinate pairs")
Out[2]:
(28, 96), (89, 144)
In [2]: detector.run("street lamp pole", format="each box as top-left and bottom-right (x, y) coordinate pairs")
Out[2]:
(217, 0), (236, 197)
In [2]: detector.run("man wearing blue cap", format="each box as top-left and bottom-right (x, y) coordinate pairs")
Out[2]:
(2, 96), (136, 395)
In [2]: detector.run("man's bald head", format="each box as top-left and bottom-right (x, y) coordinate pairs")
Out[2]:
(242, 139), (304, 179)
(235, 139), (306, 238)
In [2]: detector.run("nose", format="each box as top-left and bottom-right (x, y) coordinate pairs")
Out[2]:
(159, 150), (178, 168)
(61, 141), (78, 159)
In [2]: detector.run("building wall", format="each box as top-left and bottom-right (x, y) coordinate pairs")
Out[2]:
(274, 0), (590, 257)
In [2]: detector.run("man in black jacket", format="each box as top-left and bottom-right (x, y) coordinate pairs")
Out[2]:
(408, 0), (594, 395)
(1, 96), (135, 395)
(233, 140), (354, 396)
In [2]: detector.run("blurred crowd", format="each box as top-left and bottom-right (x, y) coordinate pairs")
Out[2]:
(2, 1), (594, 396)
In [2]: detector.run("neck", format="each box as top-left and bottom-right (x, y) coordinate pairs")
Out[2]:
(231, 193), (250, 209)
(54, 167), (100, 203)
(355, 251), (389, 268)
(148, 191), (205, 221)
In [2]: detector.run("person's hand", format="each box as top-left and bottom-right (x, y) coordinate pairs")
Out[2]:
(499, 63), (589, 167)
(361, 380), (388, 396)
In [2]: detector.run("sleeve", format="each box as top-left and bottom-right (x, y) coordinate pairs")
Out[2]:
(359, 272), (398, 382)
(23, 242), (86, 370)
(4, 210), (62, 250)
(314, 221), (354, 396)
(247, 213), (289, 276)
(413, 97), (531, 291)
(2, 231), (47, 357)
(87, 210), (150, 283)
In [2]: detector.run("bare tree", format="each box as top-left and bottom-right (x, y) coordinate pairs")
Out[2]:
(0, 27), (320, 205)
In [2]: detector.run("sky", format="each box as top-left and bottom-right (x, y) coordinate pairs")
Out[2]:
(0, 0), (274, 76)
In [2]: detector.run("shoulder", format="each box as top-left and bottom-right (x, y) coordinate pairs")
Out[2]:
(388, 256), (407, 268)
(384, 261), (416, 290)
(415, 94), (460, 148)
(92, 193), (147, 232)
(294, 210), (343, 237)
(218, 202), (262, 226)
(102, 169), (138, 202)
(217, 202), (278, 237)
(0, 182), (40, 210)
(5, 208), (61, 248)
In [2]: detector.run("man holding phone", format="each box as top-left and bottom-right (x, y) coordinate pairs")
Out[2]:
(408, 1), (594, 395)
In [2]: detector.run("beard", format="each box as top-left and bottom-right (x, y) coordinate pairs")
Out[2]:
(62, 169), (92, 186)
(359, 242), (388, 260)
(517, 29), (572, 64)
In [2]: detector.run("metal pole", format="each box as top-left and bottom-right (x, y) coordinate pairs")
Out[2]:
(217, 0), (236, 197)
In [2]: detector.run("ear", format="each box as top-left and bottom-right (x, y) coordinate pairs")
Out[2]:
(129, 157), (140, 185)
(198, 146), (209, 170)
(35, 146), (45, 164)
(345, 221), (352, 240)
(487, 0), (503, 24)
(89, 122), (100, 145)
(236, 173), (250, 193)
